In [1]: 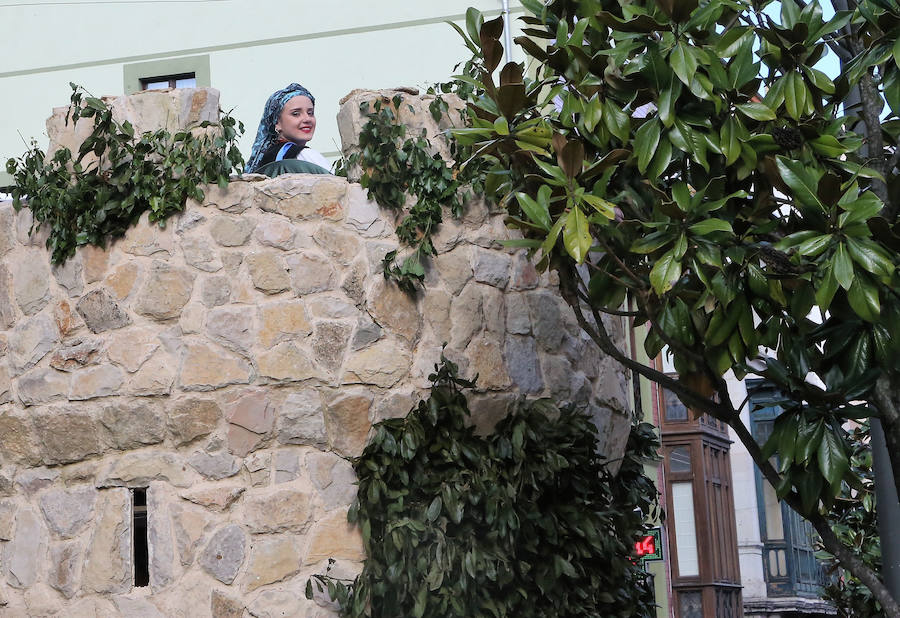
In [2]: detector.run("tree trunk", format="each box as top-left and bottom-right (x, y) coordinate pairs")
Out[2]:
(874, 373), (900, 517)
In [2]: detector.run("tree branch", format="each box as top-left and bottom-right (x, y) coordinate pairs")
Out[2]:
(557, 265), (729, 419)
(873, 372), (900, 503)
(727, 413), (900, 617)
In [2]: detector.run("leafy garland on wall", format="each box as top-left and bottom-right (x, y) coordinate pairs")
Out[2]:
(307, 355), (661, 617)
(335, 92), (487, 292)
(5, 83), (244, 264)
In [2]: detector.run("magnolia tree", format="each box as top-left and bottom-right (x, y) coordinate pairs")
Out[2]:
(450, 0), (900, 613)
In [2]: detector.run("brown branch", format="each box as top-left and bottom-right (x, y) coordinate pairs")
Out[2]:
(575, 289), (640, 316)
(556, 266), (728, 418)
(727, 414), (900, 617)
(560, 260), (900, 613)
(631, 289), (708, 368)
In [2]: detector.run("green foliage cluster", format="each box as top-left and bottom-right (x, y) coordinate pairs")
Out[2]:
(820, 423), (882, 617)
(308, 356), (660, 617)
(5, 84), (244, 263)
(336, 94), (485, 292)
(450, 0), (900, 610)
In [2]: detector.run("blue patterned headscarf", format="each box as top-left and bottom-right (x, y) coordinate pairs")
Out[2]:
(247, 83), (315, 172)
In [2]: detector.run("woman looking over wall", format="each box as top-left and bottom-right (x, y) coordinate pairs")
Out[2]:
(247, 83), (332, 176)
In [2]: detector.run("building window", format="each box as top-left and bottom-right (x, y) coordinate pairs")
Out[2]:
(748, 380), (826, 597)
(123, 55), (210, 95)
(132, 488), (149, 587)
(664, 388), (689, 422)
(141, 73), (197, 91)
(672, 481), (700, 576)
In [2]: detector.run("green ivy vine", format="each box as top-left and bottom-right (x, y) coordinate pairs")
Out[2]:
(5, 83), (244, 264)
(336, 94), (486, 292)
(307, 355), (660, 617)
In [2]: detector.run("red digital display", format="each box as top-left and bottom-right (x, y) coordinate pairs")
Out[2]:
(635, 535), (656, 557)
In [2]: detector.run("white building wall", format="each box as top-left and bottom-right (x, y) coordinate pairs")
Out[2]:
(726, 375), (769, 600)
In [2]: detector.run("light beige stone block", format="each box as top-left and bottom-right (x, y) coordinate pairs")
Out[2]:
(246, 251), (291, 294)
(257, 342), (323, 384)
(243, 489), (312, 534)
(254, 175), (348, 222)
(367, 277), (421, 343)
(82, 488), (131, 594)
(104, 261), (139, 299)
(258, 299), (312, 348)
(325, 391), (373, 458)
(136, 260), (195, 320)
(343, 339), (410, 388)
(304, 507), (364, 564)
(180, 341), (251, 391)
(243, 535), (301, 592)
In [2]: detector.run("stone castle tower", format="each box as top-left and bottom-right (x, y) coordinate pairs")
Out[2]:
(0, 88), (631, 616)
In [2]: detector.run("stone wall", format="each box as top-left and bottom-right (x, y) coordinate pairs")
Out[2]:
(0, 89), (632, 617)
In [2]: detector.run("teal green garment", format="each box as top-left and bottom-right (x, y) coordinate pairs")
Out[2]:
(254, 159), (330, 177)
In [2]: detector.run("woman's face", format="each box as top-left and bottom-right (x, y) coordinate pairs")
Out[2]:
(275, 95), (316, 146)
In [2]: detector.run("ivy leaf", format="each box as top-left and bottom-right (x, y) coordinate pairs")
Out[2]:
(426, 496), (442, 522)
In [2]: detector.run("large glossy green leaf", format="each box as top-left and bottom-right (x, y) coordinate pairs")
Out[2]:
(580, 193), (616, 219)
(603, 99), (631, 142)
(818, 429), (849, 487)
(647, 136), (673, 181)
(848, 276), (880, 322)
(833, 243), (854, 290)
(562, 206), (592, 263)
(516, 191), (551, 231)
(670, 42), (698, 87)
(715, 27), (752, 57)
(795, 469), (824, 515)
(635, 119), (661, 173)
(815, 263), (839, 310)
(689, 219), (733, 236)
(657, 81), (681, 128)
(540, 212), (566, 257)
(794, 233), (832, 257)
(801, 65), (835, 94)
(839, 191), (883, 227)
(809, 135), (846, 157)
(720, 117), (741, 165)
(672, 181), (692, 211)
(649, 249), (682, 295)
(776, 156), (825, 211)
(736, 102), (776, 121)
(846, 237), (896, 278)
(784, 72), (810, 120)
